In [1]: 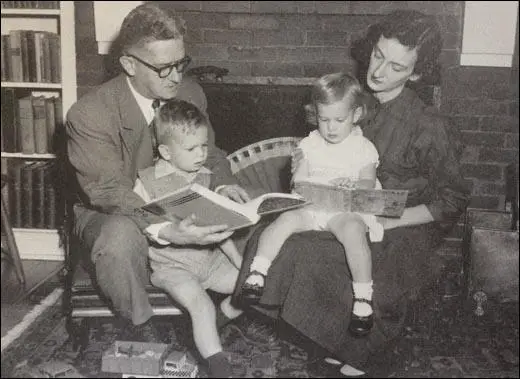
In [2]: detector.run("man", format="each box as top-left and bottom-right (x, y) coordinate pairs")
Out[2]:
(66, 3), (251, 343)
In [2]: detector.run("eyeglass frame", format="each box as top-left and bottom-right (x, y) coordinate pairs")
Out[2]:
(125, 53), (192, 78)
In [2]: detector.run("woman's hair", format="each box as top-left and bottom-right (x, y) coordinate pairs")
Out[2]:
(117, 2), (187, 54)
(351, 9), (443, 85)
(311, 72), (373, 124)
(156, 99), (209, 144)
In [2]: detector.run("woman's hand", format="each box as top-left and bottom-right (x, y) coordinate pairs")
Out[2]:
(158, 215), (233, 245)
(217, 184), (251, 203)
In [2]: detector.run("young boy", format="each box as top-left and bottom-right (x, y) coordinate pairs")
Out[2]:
(133, 99), (243, 377)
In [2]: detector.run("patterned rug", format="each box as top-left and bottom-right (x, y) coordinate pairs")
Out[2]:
(1, 285), (519, 378)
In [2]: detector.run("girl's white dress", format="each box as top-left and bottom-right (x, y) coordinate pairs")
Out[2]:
(296, 126), (384, 242)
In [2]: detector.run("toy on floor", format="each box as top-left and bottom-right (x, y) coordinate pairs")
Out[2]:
(15, 360), (85, 378)
(102, 340), (198, 378)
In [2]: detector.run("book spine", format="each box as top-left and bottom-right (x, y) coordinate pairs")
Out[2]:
(41, 32), (51, 83)
(48, 34), (60, 83)
(8, 160), (24, 227)
(17, 95), (35, 154)
(44, 161), (57, 229)
(21, 161), (35, 227)
(33, 32), (43, 82)
(1, 88), (18, 152)
(20, 30), (30, 82)
(32, 95), (48, 153)
(1, 35), (9, 82)
(25, 30), (37, 83)
(9, 30), (23, 83)
(32, 161), (46, 228)
(44, 97), (56, 153)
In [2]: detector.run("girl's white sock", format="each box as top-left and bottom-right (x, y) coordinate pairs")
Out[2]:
(352, 281), (373, 317)
(245, 256), (272, 286)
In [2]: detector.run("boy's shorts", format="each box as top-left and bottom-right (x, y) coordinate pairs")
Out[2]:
(149, 246), (236, 291)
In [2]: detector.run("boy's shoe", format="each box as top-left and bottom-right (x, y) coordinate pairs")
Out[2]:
(348, 298), (373, 338)
(118, 318), (161, 343)
(240, 271), (266, 306)
(206, 351), (246, 378)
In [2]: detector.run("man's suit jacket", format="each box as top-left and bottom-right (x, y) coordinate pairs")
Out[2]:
(66, 74), (237, 230)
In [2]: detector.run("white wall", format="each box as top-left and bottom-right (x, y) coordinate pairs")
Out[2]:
(94, 1), (143, 54)
(461, 1), (519, 67)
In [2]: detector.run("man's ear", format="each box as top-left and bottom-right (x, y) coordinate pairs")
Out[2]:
(119, 55), (136, 76)
(158, 144), (170, 161)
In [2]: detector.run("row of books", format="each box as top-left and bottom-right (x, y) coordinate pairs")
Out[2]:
(2, 159), (63, 229)
(1, 1), (59, 9)
(1, 88), (63, 154)
(1, 30), (61, 83)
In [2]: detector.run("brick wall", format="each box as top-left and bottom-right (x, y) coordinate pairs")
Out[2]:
(74, 1), (519, 211)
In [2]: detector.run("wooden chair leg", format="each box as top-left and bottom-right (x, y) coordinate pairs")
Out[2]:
(1, 186), (25, 287)
(67, 316), (90, 353)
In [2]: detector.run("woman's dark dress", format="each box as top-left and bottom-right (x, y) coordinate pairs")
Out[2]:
(232, 88), (471, 368)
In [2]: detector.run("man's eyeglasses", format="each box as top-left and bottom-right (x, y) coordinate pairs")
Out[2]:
(126, 54), (192, 78)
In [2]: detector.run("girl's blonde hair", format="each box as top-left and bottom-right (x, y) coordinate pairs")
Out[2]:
(311, 72), (372, 123)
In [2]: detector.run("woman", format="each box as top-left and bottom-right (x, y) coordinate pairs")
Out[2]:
(232, 9), (471, 377)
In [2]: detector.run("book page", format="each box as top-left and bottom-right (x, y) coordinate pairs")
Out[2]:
(244, 192), (309, 216)
(293, 181), (408, 217)
(141, 183), (260, 231)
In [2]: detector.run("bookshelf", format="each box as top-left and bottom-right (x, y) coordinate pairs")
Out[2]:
(1, 1), (77, 261)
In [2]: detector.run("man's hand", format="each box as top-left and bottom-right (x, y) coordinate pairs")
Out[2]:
(158, 215), (233, 245)
(217, 184), (250, 204)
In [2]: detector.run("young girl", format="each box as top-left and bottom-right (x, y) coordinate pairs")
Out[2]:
(239, 72), (383, 337)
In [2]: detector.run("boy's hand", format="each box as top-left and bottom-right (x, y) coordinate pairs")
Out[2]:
(217, 184), (250, 203)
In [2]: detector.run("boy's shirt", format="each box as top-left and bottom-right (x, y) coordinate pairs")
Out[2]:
(134, 159), (213, 245)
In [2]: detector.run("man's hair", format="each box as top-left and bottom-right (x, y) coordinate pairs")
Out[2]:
(311, 72), (372, 124)
(118, 2), (186, 54)
(352, 9), (443, 85)
(156, 99), (209, 144)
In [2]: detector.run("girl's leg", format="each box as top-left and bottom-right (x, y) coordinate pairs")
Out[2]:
(244, 209), (313, 291)
(328, 213), (374, 337)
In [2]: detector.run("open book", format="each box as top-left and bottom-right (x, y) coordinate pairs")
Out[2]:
(293, 180), (409, 217)
(141, 183), (310, 231)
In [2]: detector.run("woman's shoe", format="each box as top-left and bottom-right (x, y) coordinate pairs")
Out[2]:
(240, 271), (266, 305)
(348, 298), (373, 338)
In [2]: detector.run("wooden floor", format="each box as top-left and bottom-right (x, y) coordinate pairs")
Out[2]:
(1, 259), (63, 338)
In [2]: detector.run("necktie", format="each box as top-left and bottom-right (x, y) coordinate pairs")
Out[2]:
(150, 99), (161, 159)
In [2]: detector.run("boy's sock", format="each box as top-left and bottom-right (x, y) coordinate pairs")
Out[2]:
(245, 256), (272, 286)
(352, 281), (374, 317)
(217, 297), (243, 329)
(206, 351), (233, 377)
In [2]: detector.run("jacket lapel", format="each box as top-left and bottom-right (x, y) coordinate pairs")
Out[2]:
(116, 75), (146, 154)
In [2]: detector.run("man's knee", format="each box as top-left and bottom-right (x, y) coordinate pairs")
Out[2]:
(91, 215), (148, 262)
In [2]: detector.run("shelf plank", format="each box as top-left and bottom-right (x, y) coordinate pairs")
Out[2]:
(1, 9), (60, 16)
(1, 81), (62, 89)
(1, 152), (56, 159)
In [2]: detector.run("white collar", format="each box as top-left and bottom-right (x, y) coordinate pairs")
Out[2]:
(126, 76), (156, 124)
(154, 159), (212, 180)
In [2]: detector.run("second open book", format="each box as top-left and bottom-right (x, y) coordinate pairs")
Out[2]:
(141, 183), (310, 231)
